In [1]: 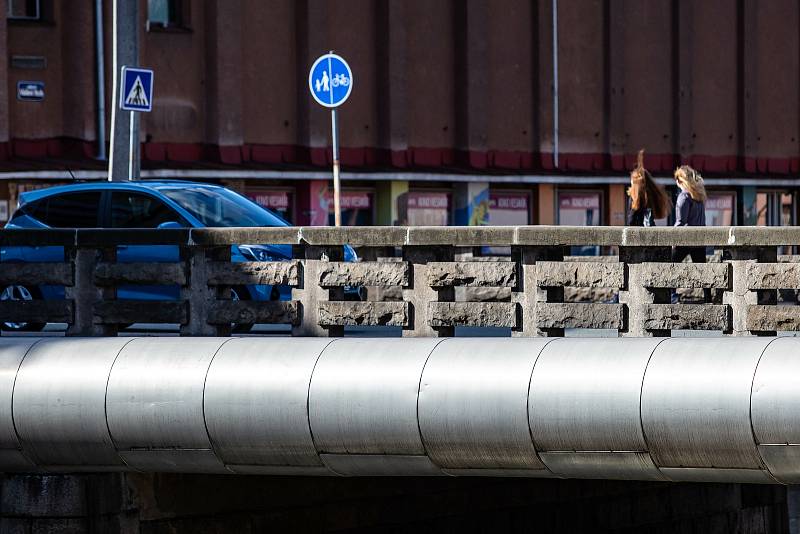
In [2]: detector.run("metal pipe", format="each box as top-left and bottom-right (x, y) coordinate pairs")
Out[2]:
(1, 336), (798, 482)
(94, 0), (107, 161)
(552, 0), (559, 168)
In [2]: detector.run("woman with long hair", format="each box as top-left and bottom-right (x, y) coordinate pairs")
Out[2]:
(673, 165), (707, 228)
(672, 165), (709, 302)
(627, 150), (672, 226)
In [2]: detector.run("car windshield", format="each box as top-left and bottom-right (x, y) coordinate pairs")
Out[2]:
(159, 186), (289, 227)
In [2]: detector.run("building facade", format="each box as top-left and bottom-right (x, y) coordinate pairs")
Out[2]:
(0, 0), (798, 229)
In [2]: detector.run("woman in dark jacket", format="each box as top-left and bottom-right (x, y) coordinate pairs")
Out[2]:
(672, 165), (709, 302)
(627, 150), (672, 226)
(672, 165), (707, 262)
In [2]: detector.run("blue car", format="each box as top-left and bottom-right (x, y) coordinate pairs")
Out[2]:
(2, 180), (357, 332)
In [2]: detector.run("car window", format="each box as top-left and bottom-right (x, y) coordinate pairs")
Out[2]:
(38, 192), (102, 228)
(159, 187), (289, 227)
(111, 192), (187, 228)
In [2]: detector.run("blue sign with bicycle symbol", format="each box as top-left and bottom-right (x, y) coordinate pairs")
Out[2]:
(308, 53), (353, 108)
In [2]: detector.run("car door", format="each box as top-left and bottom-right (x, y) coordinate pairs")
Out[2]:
(110, 191), (188, 301)
(12, 191), (103, 300)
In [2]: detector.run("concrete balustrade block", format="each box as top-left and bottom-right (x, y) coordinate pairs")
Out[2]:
(94, 262), (187, 286)
(427, 261), (516, 287)
(746, 263), (800, 290)
(428, 302), (517, 328)
(0, 263), (73, 286)
(318, 302), (408, 326)
(535, 303), (623, 330)
(535, 262), (624, 288)
(208, 260), (300, 286)
(319, 261), (408, 287)
(641, 304), (730, 331)
(301, 226), (407, 246)
(746, 306), (800, 331)
(639, 262), (729, 289)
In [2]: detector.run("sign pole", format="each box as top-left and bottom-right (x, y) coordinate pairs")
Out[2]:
(331, 107), (341, 227)
(127, 110), (135, 181)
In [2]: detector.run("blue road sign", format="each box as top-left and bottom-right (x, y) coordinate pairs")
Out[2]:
(17, 81), (44, 102)
(308, 53), (353, 108)
(120, 66), (154, 112)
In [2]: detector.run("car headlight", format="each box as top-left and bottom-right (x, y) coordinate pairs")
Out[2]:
(239, 245), (271, 261)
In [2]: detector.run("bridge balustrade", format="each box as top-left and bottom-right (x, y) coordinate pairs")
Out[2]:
(0, 226), (799, 337)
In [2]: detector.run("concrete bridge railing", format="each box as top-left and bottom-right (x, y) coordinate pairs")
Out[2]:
(1, 225), (800, 337)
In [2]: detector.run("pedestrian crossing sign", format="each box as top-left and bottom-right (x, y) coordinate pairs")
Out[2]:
(120, 66), (153, 112)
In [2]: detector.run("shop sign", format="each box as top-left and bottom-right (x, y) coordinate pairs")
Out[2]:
(706, 195), (733, 211)
(408, 192), (449, 209)
(489, 193), (528, 211)
(247, 191), (290, 210)
(559, 193), (600, 210)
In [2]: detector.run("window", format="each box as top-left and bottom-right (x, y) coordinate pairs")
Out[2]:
(488, 191), (531, 225)
(7, 0), (40, 20)
(756, 191), (794, 227)
(37, 192), (102, 228)
(111, 193), (186, 228)
(705, 192), (736, 226)
(402, 191), (451, 226)
(147, 0), (186, 29)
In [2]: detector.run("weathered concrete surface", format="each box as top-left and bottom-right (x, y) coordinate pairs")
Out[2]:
(318, 302), (408, 326)
(457, 286), (512, 302)
(535, 261), (624, 288)
(639, 262), (729, 289)
(208, 261), (299, 286)
(189, 227), (299, 246)
(402, 246), (455, 337)
(0, 263), (73, 286)
(94, 301), (187, 324)
(746, 263), (800, 290)
(427, 261), (516, 287)
(564, 287), (617, 303)
(511, 246), (565, 337)
(292, 247), (344, 337)
(0, 300), (72, 323)
(319, 261), (408, 287)
(95, 262), (187, 286)
(407, 226), (516, 246)
(428, 302), (516, 328)
(301, 226), (407, 246)
(207, 301), (298, 325)
(746, 306), (800, 331)
(66, 248), (116, 336)
(535, 303), (623, 330)
(427, 302), (515, 328)
(641, 304), (730, 331)
(181, 246), (230, 336)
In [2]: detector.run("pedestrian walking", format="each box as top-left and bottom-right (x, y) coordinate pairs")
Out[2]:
(626, 150), (672, 227)
(672, 165), (709, 302)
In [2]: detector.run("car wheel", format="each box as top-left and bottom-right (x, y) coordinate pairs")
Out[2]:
(0, 284), (46, 332)
(231, 286), (254, 334)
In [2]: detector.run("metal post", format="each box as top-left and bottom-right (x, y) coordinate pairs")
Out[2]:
(127, 111), (135, 180)
(552, 0), (559, 168)
(107, 0), (139, 181)
(331, 108), (341, 227)
(94, 0), (107, 161)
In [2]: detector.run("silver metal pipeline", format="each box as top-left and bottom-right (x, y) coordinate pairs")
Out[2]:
(1, 336), (799, 483)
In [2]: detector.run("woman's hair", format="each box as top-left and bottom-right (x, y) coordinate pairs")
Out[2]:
(627, 150), (672, 219)
(674, 165), (707, 202)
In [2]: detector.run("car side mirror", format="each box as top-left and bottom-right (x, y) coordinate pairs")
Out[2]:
(157, 221), (183, 229)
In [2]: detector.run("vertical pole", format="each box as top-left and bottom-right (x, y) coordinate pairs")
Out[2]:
(108, 0), (139, 182)
(552, 0), (559, 168)
(331, 107), (342, 227)
(94, 0), (107, 161)
(127, 110), (135, 180)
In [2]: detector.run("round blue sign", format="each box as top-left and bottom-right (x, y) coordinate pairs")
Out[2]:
(308, 53), (353, 108)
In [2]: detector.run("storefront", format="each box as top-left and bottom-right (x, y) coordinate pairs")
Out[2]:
(705, 191), (736, 226)
(403, 190), (451, 226)
(557, 190), (602, 226)
(245, 188), (295, 222)
(488, 190), (531, 225)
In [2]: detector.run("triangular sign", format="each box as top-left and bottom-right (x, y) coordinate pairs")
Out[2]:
(125, 76), (149, 107)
